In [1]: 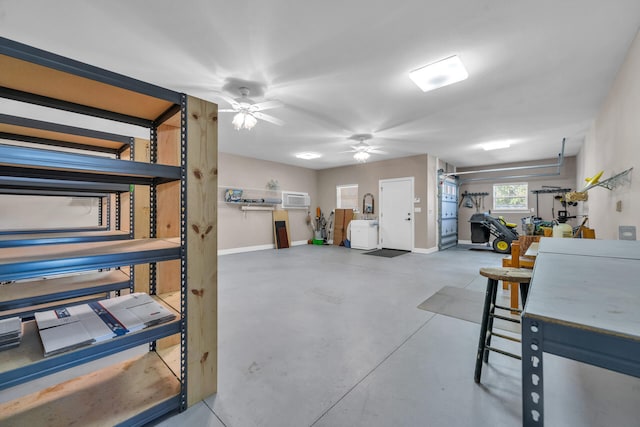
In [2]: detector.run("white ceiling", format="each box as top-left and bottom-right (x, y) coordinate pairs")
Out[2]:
(1, 1), (639, 169)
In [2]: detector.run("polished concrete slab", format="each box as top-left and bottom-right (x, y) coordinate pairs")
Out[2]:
(156, 244), (640, 426)
(4, 243), (636, 426)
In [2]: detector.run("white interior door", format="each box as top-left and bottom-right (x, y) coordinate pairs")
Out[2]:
(379, 177), (414, 251)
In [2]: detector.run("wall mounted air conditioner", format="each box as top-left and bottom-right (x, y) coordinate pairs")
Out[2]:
(282, 191), (311, 209)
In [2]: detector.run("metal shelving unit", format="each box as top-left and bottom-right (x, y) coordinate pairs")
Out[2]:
(0, 36), (218, 426)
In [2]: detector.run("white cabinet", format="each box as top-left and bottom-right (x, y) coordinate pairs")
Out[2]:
(350, 220), (378, 250)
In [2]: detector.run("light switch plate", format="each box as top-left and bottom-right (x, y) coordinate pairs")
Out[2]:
(414, 207), (422, 213)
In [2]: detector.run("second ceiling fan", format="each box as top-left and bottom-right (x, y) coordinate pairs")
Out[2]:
(345, 134), (386, 162)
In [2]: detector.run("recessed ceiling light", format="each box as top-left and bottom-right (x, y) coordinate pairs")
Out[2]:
(409, 55), (468, 92)
(481, 141), (511, 151)
(295, 152), (322, 160)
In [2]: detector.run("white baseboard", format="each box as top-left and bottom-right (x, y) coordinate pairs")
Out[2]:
(457, 240), (473, 245)
(218, 240), (310, 256)
(412, 247), (439, 255)
(218, 244), (274, 256)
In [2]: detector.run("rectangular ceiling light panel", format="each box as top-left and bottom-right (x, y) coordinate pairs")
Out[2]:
(409, 55), (468, 92)
(481, 141), (511, 151)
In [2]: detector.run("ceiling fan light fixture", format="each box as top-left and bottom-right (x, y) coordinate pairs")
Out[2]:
(353, 151), (370, 163)
(409, 55), (468, 92)
(232, 111), (257, 130)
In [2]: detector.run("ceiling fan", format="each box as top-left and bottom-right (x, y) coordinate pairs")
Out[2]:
(218, 87), (284, 130)
(344, 134), (386, 162)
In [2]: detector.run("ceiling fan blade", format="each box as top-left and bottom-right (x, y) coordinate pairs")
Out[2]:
(250, 100), (283, 111)
(370, 149), (387, 154)
(214, 93), (241, 109)
(218, 109), (238, 113)
(253, 112), (284, 126)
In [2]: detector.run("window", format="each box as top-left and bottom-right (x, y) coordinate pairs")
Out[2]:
(336, 184), (358, 210)
(493, 182), (528, 211)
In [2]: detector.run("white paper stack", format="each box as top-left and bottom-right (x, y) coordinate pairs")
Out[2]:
(0, 317), (23, 351)
(35, 304), (117, 356)
(35, 293), (176, 357)
(97, 292), (176, 332)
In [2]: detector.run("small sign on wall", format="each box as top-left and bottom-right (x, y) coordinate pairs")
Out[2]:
(619, 225), (636, 240)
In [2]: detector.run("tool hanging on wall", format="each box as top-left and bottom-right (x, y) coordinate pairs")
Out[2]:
(459, 191), (489, 212)
(531, 186), (572, 218)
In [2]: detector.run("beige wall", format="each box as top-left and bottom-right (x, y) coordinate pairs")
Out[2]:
(577, 30), (639, 240)
(317, 154), (438, 251)
(218, 152), (318, 251)
(457, 157), (577, 241)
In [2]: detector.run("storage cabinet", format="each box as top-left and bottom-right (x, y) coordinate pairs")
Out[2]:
(0, 36), (217, 425)
(350, 220), (379, 250)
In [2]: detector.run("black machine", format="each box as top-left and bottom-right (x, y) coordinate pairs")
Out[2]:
(469, 213), (519, 253)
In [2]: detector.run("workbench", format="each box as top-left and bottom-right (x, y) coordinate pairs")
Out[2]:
(521, 238), (640, 426)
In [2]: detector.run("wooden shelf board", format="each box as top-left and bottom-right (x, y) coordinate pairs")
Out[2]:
(0, 351), (180, 426)
(1, 54), (176, 122)
(0, 269), (130, 304)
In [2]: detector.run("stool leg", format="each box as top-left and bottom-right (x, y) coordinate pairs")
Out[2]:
(484, 279), (499, 363)
(519, 282), (530, 306)
(475, 277), (497, 383)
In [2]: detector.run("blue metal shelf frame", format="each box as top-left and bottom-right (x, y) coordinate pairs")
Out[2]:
(0, 320), (181, 391)
(114, 396), (181, 427)
(0, 144), (181, 185)
(0, 231), (131, 248)
(178, 93), (189, 411)
(522, 316), (640, 426)
(0, 242), (181, 282)
(0, 176), (130, 194)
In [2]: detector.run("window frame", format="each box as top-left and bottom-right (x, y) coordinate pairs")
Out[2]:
(336, 184), (359, 210)
(492, 182), (529, 211)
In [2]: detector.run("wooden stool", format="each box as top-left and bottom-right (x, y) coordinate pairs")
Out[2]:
(474, 267), (533, 384)
(502, 236), (539, 310)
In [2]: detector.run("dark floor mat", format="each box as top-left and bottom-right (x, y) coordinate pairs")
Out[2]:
(363, 249), (410, 258)
(417, 286), (520, 333)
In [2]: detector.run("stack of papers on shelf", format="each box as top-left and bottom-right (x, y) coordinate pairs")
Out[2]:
(35, 293), (176, 357)
(0, 317), (23, 351)
(97, 293), (176, 332)
(35, 304), (119, 356)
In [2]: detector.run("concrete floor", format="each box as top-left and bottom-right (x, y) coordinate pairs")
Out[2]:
(155, 244), (640, 427)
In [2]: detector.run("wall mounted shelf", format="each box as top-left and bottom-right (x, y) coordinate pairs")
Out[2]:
(592, 167), (633, 190)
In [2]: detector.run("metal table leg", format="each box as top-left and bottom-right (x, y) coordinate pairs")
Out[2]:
(522, 316), (544, 426)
